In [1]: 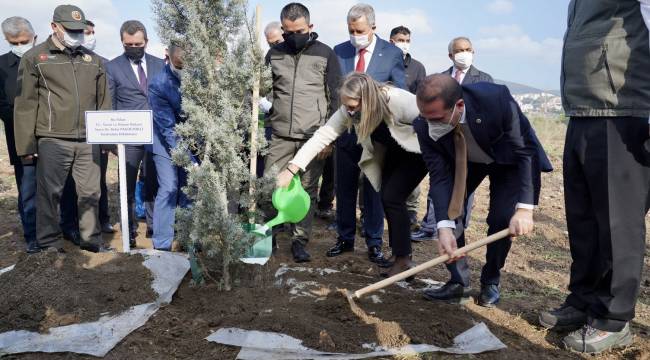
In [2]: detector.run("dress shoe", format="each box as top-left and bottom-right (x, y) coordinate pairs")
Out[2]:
(326, 240), (354, 257)
(291, 240), (311, 263)
(80, 242), (114, 253)
(411, 229), (435, 242)
(26, 242), (42, 254)
(62, 230), (81, 246)
(477, 284), (500, 307)
(423, 282), (471, 304)
(380, 256), (415, 282)
(101, 222), (115, 233)
(367, 245), (388, 265)
(539, 302), (587, 331)
(315, 208), (335, 221)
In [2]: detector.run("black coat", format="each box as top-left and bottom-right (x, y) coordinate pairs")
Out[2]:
(413, 82), (553, 222)
(0, 51), (20, 165)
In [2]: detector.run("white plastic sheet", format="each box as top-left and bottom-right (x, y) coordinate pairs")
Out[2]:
(0, 249), (189, 357)
(207, 322), (507, 359)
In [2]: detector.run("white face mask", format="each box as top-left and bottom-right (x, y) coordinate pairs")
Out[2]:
(83, 33), (96, 51)
(170, 62), (183, 79)
(350, 33), (371, 49)
(10, 41), (34, 58)
(394, 42), (410, 56)
(453, 51), (473, 70)
(57, 26), (84, 49)
(427, 105), (458, 141)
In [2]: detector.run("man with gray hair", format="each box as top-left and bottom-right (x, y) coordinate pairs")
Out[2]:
(264, 21), (283, 48)
(327, 3), (405, 264)
(0, 16), (39, 252)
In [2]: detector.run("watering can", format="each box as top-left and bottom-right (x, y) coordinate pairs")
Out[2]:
(240, 175), (310, 264)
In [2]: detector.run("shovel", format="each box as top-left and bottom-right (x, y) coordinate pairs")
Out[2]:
(346, 228), (511, 299)
(240, 175), (310, 264)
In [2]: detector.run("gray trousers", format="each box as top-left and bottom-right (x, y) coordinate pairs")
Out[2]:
(36, 138), (101, 248)
(406, 184), (420, 213)
(264, 134), (325, 245)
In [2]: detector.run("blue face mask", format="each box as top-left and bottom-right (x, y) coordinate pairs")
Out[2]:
(426, 104), (457, 141)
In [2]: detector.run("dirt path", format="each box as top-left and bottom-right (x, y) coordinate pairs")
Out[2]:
(0, 120), (648, 359)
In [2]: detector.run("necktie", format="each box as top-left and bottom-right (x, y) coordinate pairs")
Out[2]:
(355, 48), (367, 73)
(135, 60), (147, 94)
(448, 125), (467, 220)
(454, 69), (463, 83)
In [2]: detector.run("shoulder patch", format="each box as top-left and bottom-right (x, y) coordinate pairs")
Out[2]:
(39, 54), (49, 62)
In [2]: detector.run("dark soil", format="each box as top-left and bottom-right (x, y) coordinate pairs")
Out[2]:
(0, 249), (156, 333)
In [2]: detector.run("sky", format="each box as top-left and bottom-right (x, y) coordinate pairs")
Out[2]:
(0, 0), (568, 90)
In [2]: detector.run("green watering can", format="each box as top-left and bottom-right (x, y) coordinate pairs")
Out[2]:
(240, 175), (310, 264)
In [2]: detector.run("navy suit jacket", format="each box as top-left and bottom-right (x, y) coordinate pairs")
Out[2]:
(413, 83), (552, 222)
(0, 52), (20, 164)
(106, 53), (164, 111)
(334, 36), (406, 148)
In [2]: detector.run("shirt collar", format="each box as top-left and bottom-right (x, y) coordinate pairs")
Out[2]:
(459, 106), (467, 124)
(130, 54), (147, 65)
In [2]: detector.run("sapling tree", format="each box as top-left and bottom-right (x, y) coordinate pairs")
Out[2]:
(152, 0), (273, 290)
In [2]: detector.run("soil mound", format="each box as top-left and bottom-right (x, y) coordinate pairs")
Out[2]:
(0, 249), (156, 333)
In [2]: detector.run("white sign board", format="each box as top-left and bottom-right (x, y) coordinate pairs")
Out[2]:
(85, 110), (153, 144)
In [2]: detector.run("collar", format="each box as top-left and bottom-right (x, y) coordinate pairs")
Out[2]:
(47, 35), (65, 52)
(458, 106), (467, 124)
(129, 54), (147, 65)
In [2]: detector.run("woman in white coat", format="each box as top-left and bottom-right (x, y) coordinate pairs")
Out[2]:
(276, 73), (428, 277)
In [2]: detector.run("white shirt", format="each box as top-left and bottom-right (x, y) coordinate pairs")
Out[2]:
(129, 55), (147, 81)
(353, 34), (378, 72)
(436, 108), (535, 230)
(451, 66), (467, 84)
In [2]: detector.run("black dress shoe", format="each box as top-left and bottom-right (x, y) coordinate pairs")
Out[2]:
(477, 284), (500, 307)
(101, 222), (115, 233)
(423, 282), (471, 304)
(291, 240), (311, 263)
(367, 245), (387, 264)
(326, 240), (354, 257)
(26, 242), (42, 254)
(80, 242), (114, 253)
(62, 230), (81, 246)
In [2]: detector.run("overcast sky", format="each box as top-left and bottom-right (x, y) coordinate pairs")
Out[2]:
(0, 0), (568, 90)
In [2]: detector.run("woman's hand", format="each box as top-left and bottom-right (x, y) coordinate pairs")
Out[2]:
(276, 164), (300, 188)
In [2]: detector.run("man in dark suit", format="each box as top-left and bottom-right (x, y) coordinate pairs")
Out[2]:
(106, 20), (164, 247)
(327, 3), (405, 264)
(0, 16), (39, 253)
(413, 74), (552, 307)
(412, 36), (494, 243)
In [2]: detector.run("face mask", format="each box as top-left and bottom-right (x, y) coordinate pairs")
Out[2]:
(83, 33), (96, 51)
(124, 46), (145, 61)
(427, 105), (458, 141)
(170, 62), (183, 79)
(57, 26), (84, 49)
(453, 51), (473, 70)
(10, 41), (34, 58)
(350, 33), (371, 49)
(394, 42), (410, 56)
(283, 32), (310, 52)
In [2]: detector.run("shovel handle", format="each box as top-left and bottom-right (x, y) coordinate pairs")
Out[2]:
(353, 228), (511, 299)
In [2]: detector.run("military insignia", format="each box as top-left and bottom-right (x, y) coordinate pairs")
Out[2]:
(39, 54), (48, 61)
(83, 54), (92, 62)
(71, 11), (82, 21)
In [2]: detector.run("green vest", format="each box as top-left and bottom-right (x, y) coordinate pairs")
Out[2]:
(562, 0), (650, 117)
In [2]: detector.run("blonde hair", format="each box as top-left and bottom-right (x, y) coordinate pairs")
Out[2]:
(339, 73), (392, 142)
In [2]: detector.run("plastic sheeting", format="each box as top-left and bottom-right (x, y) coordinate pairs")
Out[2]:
(207, 322), (507, 359)
(0, 250), (189, 357)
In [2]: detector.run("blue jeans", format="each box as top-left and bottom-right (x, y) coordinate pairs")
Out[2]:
(152, 154), (189, 250)
(335, 131), (384, 248)
(14, 163), (37, 247)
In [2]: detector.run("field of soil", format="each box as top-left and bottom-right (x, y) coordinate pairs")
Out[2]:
(0, 118), (649, 359)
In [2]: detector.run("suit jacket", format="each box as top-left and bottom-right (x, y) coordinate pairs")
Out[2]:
(0, 51), (20, 164)
(413, 82), (552, 222)
(334, 36), (406, 148)
(106, 53), (164, 111)
(148, 64), (193, 162)
(442, 65), (493, 84)
(404, 54), (426, 94)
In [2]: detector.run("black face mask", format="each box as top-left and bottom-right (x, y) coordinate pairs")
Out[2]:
(124, 46), (145, 61)
(282, 32), (310, 53)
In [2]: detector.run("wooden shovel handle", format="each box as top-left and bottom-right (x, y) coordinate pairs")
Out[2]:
(353, 228), (511, 299)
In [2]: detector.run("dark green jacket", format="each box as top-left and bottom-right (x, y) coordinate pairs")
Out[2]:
(13, 36), (111, 156)
(562, 0), (650, 117)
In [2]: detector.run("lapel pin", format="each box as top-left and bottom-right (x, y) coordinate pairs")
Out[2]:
(476, 118), (482, 124)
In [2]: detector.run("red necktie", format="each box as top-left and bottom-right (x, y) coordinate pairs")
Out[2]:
(355, 48), (367, 73)
(454, 69), (463, 83)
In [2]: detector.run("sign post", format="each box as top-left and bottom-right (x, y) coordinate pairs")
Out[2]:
(86, 110), (153, 253)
